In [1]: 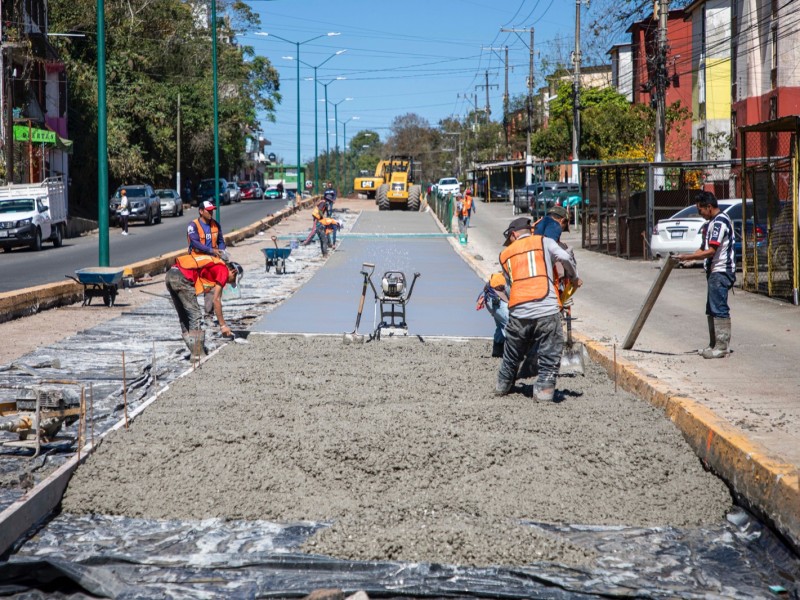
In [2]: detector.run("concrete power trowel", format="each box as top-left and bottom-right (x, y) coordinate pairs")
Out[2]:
(363, 268), (420, 340)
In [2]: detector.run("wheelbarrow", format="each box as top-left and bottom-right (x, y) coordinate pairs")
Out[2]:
(261, 246), (292, 274)
(66, 267), (124, 307)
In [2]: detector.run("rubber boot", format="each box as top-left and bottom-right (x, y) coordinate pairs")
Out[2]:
(702, 318), (731, 359)
(184, 329), (207, 360)
(494, 378), (513, 397)
(491, 340), (505, 358)
(699, 315), (716, 356)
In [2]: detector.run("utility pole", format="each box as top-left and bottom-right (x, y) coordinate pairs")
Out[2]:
(475, 73), (498, 122)
(504, 46), (510, 158)
(654, 0), (669, 167)
(572, 0), (582, 186)
(501, 27), (534, 184)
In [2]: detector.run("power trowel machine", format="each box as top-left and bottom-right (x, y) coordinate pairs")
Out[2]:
(350, 265), (420, 340)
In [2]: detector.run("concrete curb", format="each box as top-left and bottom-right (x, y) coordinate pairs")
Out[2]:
(0, 199), (315, 325)
(579, 334), (800, 553)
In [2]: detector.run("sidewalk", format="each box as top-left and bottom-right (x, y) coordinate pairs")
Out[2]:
(459, 198), (800, 469)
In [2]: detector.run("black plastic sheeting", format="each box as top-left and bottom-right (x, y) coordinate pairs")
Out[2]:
(3, 509), (798, 599)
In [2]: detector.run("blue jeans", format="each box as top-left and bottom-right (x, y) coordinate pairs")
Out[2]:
(498, 313), (564, 387)
(485, 297), (508, 343)
(706, 271), (735, 319)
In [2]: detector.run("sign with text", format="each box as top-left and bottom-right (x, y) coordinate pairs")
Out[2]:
(13, 125), (56, 144)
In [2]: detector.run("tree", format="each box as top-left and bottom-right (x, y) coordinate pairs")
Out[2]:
(49, 0), (280, 213)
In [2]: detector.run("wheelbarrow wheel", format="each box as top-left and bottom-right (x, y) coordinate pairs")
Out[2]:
(103, 289), (112, 307)
(276, 259), (285, 275)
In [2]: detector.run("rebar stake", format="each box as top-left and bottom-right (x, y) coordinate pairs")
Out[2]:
(613, 343), (618, 393)
(90, 383), (94, 447)
(122, 351), (129, 430)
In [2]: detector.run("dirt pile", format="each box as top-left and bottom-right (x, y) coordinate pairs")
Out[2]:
(62, 335), (731, 568)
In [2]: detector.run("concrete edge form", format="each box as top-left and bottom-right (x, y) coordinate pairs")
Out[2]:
(579, 333), (800, 553)
(0, 198), (315, 325)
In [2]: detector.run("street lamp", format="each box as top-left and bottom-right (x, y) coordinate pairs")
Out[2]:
(328, 97), (352, 192)
(285, 50), (346, 195)
(339, 116), (359, 195)
(317, 77), (346, 183)
(256, 31), (340, 202)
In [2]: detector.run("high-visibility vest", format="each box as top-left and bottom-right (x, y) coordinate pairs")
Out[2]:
(175, 253), (226, 296)
(499, 234), (552, 309)
(188, 218), (220, 255)
(462, 195), (473, 216)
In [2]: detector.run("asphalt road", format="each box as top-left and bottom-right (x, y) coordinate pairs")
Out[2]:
(0, 198), (288, 293)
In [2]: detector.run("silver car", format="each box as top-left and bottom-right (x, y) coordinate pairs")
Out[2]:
(156, 189), (184, 217)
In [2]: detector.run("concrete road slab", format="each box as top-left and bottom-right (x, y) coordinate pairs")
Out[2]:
(253, 210), (489, 337)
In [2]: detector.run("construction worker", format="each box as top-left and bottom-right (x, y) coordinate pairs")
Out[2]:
(305, 201), (329, 256)
(323, 181), (337, 215)
(187, 200), (228, 318)
(495, 217), (581, 401)
(165, 254), (243, 359)
(476, 271), (509, 357)
(321, 214), (341, 250)
(533, 204), (570, 242)
(461, 188), (475, 230)
(675, 191), (735, 358)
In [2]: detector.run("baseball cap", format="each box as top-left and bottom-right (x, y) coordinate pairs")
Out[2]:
(201, 200), (216, 212)
(502, 217), (531, 246)
(228, 261), (244, 287)
(548, 204), (570, 230)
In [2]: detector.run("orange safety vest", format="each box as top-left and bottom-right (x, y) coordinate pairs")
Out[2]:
(461, 195), (473, 217)
(499, 234), (552, 309)
(312, 207), (324, 222)
(320, 217), (338, 234)
(175, 253), (226, 296)
(188, 218), (220, 255)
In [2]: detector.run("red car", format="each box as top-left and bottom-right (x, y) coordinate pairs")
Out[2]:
(239, 181), (263, 200)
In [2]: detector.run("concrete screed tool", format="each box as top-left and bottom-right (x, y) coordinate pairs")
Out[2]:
(343, 262), (375, 344)
(364, 268), (421, 340)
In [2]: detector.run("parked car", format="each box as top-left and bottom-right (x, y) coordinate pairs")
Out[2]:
(226, 182), (241, 203)
(110, 184), (162, 226)
(264, 186), (282, 200)
(156, 189), (183, 217)
(513, 181), (580, 214)
(487, 186), (510, 202)
(434, 177), (460, 197)
(198, 178), (230, 206)
(239, 181), (263, 200)
(650, 199), (741, 260)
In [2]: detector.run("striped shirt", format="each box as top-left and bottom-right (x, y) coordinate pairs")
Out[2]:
(702, 211), (735, 274)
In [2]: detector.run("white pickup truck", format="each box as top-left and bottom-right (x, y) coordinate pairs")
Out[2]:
(0, 178), (68, 251)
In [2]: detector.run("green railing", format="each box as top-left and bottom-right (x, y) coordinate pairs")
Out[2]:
(426, 188), (456, 234)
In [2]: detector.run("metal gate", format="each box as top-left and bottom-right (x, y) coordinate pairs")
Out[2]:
(740, 118), (800, 305)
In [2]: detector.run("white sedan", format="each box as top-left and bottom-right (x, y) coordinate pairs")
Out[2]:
(650, 200), (739, 258)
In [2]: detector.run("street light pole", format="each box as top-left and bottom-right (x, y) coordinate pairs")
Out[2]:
(211, 0), (221, 220)
(256, 31), (340, 201)
(339, 116), (359, 195)
(97, 0), (109, 265)
(328, 97), (352, 193)
(317, 77), (345, 185)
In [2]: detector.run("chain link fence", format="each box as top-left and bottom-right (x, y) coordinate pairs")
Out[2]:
(740, 119), (800, 305)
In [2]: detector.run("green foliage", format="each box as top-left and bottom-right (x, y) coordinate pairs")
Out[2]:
(49, 0), (280, 211)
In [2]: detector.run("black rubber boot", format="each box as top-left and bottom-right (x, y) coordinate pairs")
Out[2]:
(491, 341), (505, 357)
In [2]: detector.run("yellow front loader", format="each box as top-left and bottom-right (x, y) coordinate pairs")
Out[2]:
(353, 160), (389, 200)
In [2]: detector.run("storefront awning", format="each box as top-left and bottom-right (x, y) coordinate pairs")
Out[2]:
(13, 124), (73, 154)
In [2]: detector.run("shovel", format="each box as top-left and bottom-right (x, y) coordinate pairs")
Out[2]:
(343, 262), (374, 344)
(560, 305), (586, 375)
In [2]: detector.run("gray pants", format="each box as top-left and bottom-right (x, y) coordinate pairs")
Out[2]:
(166, 267), (202, 334)
(498, 312), (563, 387)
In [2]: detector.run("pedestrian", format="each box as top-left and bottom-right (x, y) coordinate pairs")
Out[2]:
(187, 200), (228, 318)
(184, 178), (192, 206)
(165, 254), (243, 359)
(533, 204), (570, 242)
(476, 271), (509, 357)
(277, 180), (284, 199)
(495, 217), (582, 401)
(461, 188), (475, 229)
(323, 182), (337, 215)
(675, 191), (736, 358)
(117, 189), (130, 235)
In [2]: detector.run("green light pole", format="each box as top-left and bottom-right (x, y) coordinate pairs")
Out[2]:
(317, 77), (345, 184)
(256, 31), (340, 202)
(328, 97), (352, 194)
(97, 0), (108, 266)
(339, 116), (359, 195)
(211, 0), (221, 223)
(286, 50), (346, 196)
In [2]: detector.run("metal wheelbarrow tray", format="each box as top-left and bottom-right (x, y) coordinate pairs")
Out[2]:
(261, 247), (292, 274)
(67, 267), (125, 307)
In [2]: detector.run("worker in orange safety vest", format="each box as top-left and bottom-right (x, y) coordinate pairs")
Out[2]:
(495, 217), (581, 402)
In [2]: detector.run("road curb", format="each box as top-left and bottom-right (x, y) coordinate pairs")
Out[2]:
(579, 334), (800, 553)
(0, 199), (315, 325)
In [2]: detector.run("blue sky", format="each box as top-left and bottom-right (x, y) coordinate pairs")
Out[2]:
(240, 0), (585, 164)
